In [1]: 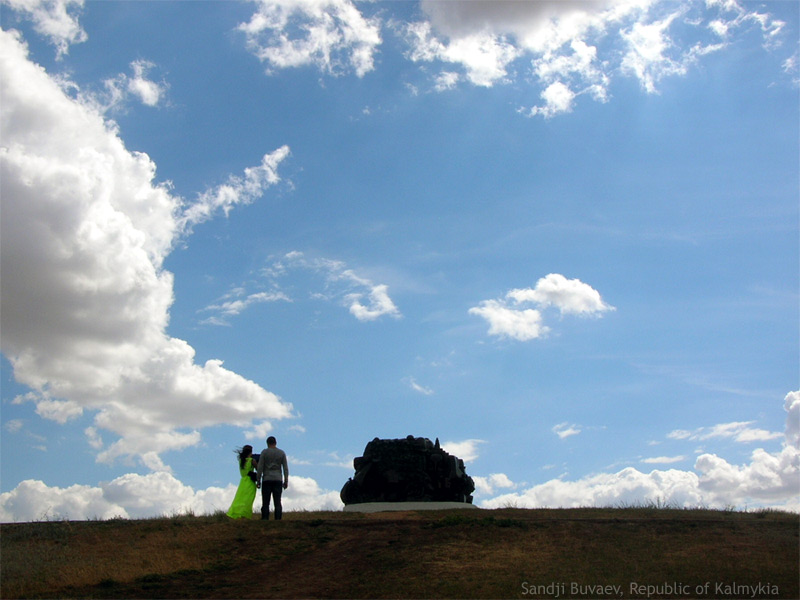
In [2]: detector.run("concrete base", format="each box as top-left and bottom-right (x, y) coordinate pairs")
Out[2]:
(343, 501), (479, 513)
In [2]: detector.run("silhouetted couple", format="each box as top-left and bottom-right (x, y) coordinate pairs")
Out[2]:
(226, 436), (289, 520)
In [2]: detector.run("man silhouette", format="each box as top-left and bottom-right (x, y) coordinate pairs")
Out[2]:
(256, 436), (289, 520)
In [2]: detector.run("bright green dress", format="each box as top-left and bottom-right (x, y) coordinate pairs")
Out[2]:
(226, 456), (257, 519)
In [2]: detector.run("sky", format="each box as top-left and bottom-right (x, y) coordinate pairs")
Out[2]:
(0, 0), (798, 522)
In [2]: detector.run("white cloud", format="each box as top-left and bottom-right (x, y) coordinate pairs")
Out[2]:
(281, 475), (344, 511)
(126, 60), (167, 107)
(243, 420), (275, 442)
(442, 439), (485, 463)
(532, 38), (604, 86)
(347, 283), (400, 322)
(69, 59), (169, 114)
(434, 71), (460, 91)
(785, 391), (800, 446)
(0, 29), (294, 468)
(418, 0), (614, 43)
(667, 421), (783, 444)
(18, 0), (781, 119)
(404, 20), (520, 87)
(0, 479), (129, 522)
(734, 427), (785, 443)
(1, 0), (87, 57)
(783, 53), (800, 88)
(527, 38), (611, 117)
(201, 289), (291, 325)
(258, 252), (401, 322)
(228, 0), (791, 115)
(695, 445), (798, 506)
(238, 0), (381, 77)
(508, 273), (615, 316)
(321, 451), (355, 470)
(402, 0), (790, 116)
(620, 12), (688, 94)
(468, 300), (546, 342)
(642, 455), (686, 464)
(706, 0), (785, 50)
(0, 471), (342, 522)
(470, 273), (612, 341)
(85, 426), (104, 450)
(408, 0), (638, 105)
(481, 392), (799, 511)
(553, 422), (582, 439)
(683, 390), (799, 509)
(405, 377), (434, 396)
(33, 397), (83, 423)
(4, 419), (24, 433)
(473, 472), (516, 496)
(481, 466), (706, 509)
(529, 81), (576, 118)
(180, 145), (291, 231)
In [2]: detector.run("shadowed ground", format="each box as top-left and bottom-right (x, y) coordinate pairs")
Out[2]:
(2, 507), (797, 599)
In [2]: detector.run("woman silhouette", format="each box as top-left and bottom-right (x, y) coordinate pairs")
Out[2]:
(226, 445), (258, 519)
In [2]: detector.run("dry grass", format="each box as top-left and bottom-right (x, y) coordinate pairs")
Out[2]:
(0, 515), (221, 597)
(2, 507), (797, 599)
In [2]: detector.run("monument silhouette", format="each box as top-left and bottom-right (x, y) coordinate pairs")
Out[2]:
(341, 435), (475, 505)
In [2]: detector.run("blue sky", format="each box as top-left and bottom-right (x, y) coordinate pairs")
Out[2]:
(1, 0), (798, 521)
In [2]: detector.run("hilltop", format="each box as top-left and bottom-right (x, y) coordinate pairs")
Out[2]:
(1, 507), (797, 599)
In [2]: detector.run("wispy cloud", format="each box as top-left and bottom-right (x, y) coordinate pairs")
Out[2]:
(201, 251), (401, 326)
(108, 60), (167, 108)
(265, 252), (401, 322)
(405, 377), (434, 396)
(201, 289), (291, 326)
(180, 146), (291, 232)
(641, 455), (686, 465)
(56, 59), (170, 114)
(667, 421), (783, 444)
(552, 422), (582, 440)
(3, 419), (24, 434)
(322, 451), (355, 470)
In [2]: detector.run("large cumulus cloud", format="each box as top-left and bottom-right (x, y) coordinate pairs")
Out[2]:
(0, 29), (293, 469)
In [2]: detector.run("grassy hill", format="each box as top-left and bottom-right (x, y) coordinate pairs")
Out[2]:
(2, 507), (797, 599)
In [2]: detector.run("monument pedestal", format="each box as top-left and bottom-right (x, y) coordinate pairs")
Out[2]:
(343, 501), (479, 513)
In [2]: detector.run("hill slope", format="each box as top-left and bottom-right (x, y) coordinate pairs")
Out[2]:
(2, 507), (797, 599)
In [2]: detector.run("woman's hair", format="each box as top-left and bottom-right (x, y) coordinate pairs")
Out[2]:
(236, 445), (253, 470)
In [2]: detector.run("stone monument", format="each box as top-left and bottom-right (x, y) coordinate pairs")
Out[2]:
(340, 435), (475, 507)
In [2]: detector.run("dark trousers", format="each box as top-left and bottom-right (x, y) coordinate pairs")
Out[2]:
(261, 480), (283, 520)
